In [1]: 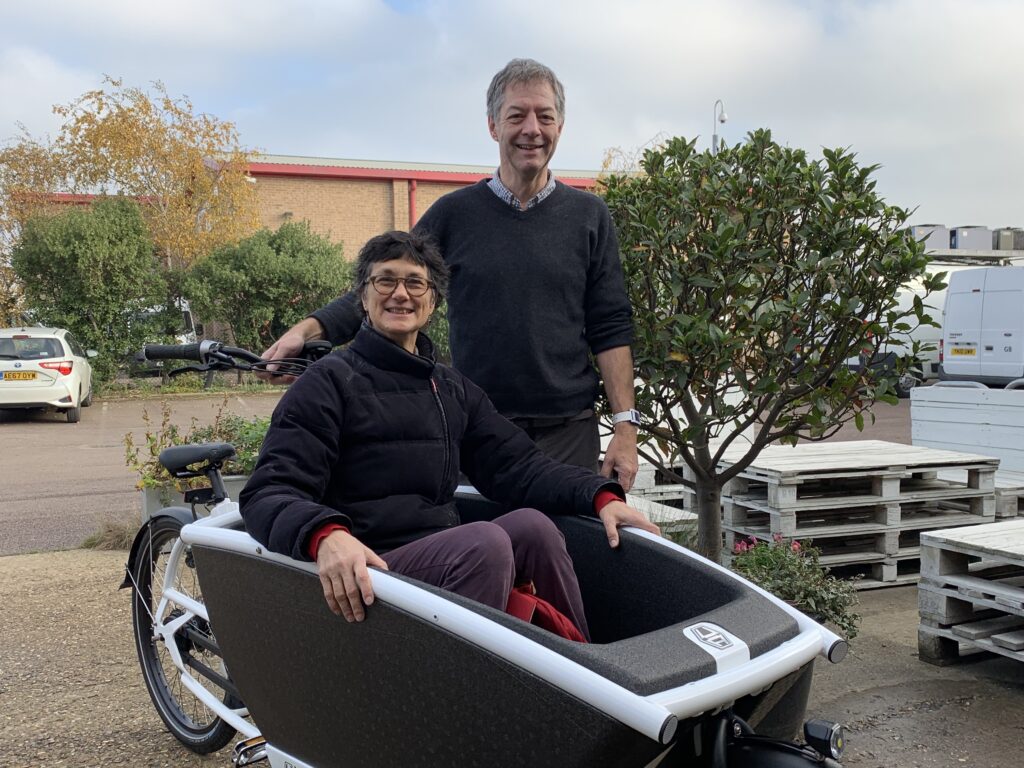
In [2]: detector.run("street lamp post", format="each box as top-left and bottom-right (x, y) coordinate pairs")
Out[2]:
(712, 99), (728, 155)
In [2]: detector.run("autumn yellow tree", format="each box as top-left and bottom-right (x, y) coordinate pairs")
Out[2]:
(51, 77), (260, 269)
(0, 131), (69, 324)
(1, 78), (259, 277)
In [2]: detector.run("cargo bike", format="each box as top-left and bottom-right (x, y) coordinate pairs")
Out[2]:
(123, 340), (849, 768)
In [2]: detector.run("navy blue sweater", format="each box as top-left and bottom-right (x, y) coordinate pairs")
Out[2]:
(311, 180), (633, 419)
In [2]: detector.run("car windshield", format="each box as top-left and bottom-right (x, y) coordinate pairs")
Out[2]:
(0, 337), (63, 360)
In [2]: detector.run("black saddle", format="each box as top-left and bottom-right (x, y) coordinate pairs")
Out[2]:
(159, 443), (237, 477)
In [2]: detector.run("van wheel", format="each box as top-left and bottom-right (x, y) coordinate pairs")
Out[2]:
(895, 372), (918, 398)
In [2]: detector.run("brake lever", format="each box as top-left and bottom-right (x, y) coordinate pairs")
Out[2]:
(168, 364), (215, 377)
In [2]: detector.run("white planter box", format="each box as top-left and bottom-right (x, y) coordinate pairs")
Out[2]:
(139, 475), (250, 522)
(911, 386), (1024, 470)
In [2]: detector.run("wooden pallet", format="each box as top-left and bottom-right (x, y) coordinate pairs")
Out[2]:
(938, 468), (1024, 519)
(917, 519), (1024, 665)
(716, 440), (999, 479)
(723, 497), (995, 541)
(721, 459), (997, 515)
(718, 441), (1001, 587)
(624, 492), (696, 533)
(632, 462), (695, 508)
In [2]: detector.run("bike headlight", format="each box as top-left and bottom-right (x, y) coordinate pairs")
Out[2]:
(804, 719), (845, 759)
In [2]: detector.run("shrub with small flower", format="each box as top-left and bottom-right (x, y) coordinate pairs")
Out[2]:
(729, 534), (861, 641)
(123, 398), (270, 490)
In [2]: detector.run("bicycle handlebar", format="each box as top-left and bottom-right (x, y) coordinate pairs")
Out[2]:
(140, 342), (205, 362)
(137, 339), (332, 377)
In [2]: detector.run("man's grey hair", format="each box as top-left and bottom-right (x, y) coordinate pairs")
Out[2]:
(486, 58), (566, 123)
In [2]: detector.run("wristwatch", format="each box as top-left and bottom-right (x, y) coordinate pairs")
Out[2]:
(611, 409), (642, 427)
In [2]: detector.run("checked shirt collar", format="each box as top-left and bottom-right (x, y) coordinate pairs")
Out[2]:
(488, 170), (557, 210)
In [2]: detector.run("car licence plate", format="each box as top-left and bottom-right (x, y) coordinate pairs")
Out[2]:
(0, 371), (37, 380)
(950, 348), (976, 357)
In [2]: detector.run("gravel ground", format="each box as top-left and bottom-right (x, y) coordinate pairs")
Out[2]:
(0, 549), (221, 768)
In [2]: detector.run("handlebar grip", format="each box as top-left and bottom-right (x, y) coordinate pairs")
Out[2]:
(141, 343), (204, 362)
(302, 340), (334, 361)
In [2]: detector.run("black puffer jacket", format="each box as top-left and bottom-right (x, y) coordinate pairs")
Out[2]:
(241, 324), (621, 559)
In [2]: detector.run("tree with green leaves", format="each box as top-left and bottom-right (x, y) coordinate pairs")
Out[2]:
(602, 130), (942, 561)
(50, 77), (259, 270)
(0, 78), (260, 325)
(11, 197), (167, 381)
(185, 221), (351, 353)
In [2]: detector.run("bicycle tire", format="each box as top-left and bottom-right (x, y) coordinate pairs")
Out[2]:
(130, 515), (239, 753)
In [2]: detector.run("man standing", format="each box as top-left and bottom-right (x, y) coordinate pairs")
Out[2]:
(262, 59), (640, 490)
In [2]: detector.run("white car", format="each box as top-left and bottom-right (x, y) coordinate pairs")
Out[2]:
(0, 327), (97, 423)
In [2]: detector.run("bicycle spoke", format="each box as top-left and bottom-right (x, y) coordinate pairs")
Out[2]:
(133, 519), (239, 748)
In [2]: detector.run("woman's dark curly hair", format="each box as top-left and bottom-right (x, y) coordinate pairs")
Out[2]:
(354, 230), (449, 301)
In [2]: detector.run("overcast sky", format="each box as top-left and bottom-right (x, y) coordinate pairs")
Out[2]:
(2, 0), (1020, 228)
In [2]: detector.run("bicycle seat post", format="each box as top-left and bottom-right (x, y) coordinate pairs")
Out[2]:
(206, 464), (229, 504)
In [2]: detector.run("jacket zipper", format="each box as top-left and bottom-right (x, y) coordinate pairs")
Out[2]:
(430, 377), (453, 507)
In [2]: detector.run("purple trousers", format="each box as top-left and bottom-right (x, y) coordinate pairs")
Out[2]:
(382, 508), (590, 641)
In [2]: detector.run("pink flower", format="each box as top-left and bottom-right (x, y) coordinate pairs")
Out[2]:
(734, 540), (750, 554)
(772, 533), (784, 544)
(791, 541), (801, 553)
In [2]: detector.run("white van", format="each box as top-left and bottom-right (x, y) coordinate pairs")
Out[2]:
(940, 266), (1024, 385)
(848, 263), (970, 396)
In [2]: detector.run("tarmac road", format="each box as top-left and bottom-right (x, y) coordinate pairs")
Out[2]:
(0, 393), (284, 556)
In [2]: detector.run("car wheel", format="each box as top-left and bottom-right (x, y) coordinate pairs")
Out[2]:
(66, 390), (82, 423)
(82, 388), (93, 407)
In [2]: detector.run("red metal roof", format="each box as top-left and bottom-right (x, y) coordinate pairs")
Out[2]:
(248, 155), (597, 189)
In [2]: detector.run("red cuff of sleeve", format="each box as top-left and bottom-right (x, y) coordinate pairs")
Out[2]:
(594, 489), (624, 514)
(308, 523), (349, 560)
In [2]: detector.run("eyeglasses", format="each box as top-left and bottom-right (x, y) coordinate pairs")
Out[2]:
(367, 275), (435, 297)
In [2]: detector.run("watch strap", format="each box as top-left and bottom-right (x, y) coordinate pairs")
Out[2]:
(611, 409), (642, 427)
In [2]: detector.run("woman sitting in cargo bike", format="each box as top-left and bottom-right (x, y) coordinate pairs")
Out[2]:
(240, 229), (660, 640)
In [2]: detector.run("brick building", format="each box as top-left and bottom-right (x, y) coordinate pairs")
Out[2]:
(248, 155), (599, 258)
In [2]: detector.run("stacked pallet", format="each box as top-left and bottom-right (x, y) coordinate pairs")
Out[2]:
(918, 520), (1024, 665)
(632, 461), (695, 509)
(624, 491), (696, 534)
(718, 441), (999, 588)
(937, 468), (1024, 519)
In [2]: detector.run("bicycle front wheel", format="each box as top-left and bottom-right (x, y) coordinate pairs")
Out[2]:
(130, 515), (239, 753)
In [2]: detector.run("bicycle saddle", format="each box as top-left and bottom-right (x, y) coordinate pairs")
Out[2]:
(159, 443), (238, 477)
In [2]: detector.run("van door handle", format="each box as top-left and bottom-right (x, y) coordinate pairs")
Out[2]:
(984, 345), (994, 351)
